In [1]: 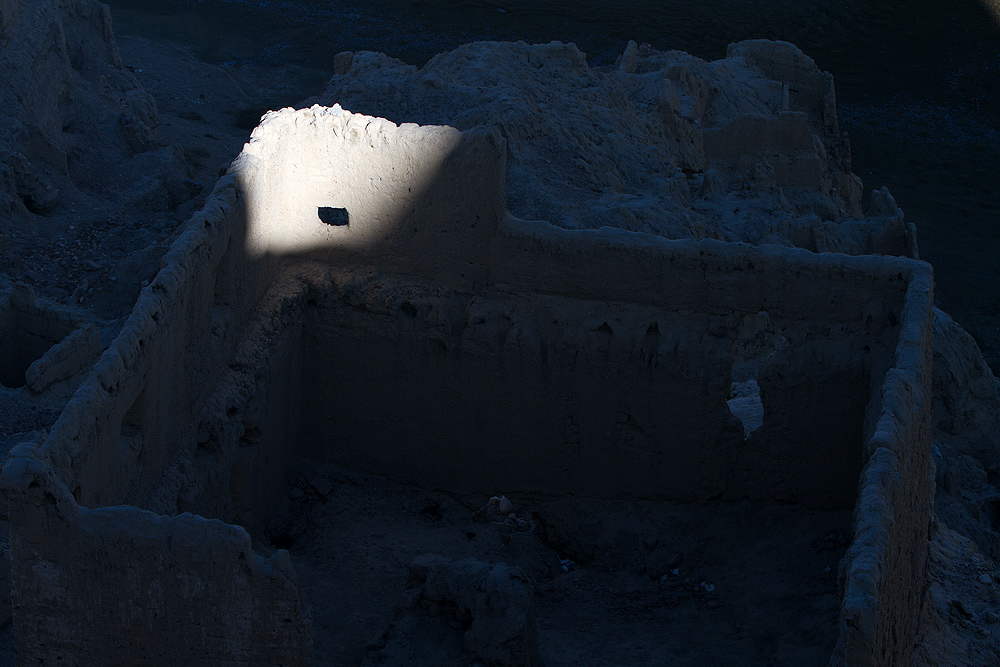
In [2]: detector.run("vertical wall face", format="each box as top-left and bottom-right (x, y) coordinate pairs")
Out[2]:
(299, 273), (882, 508)
(225, 331), (303, 536)
(300, 282), (743, 501)
(175, 274), (308, 537)
(742, 333), (877, 508)
(233, 105), (506, 289)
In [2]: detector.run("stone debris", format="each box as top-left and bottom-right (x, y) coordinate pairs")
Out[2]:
(476, 495), (535, 532)
(309, 477), (333, 499)
(365, 554), (539, 667)
(645, 545), (684, 580)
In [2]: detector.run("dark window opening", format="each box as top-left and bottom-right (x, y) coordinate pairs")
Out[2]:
(318, 207), (349, 226)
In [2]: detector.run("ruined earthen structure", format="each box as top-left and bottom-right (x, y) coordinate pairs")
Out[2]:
(2, 0), (979, 660)
(2, 97), (935, 664)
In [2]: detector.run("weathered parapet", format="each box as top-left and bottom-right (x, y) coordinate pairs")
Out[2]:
(493, 217), (915, 321)
(832, 268), (935, 667)
(234, 104), (911, 312)
(1, 444), (310, 666)
(26, 174), (284, 510)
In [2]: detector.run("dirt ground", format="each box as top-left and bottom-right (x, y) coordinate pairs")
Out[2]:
(278, 459), (850, 666)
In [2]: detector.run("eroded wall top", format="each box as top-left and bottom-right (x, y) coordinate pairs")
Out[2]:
(314, 39), (912, 255)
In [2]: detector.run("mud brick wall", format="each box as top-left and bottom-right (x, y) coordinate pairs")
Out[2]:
(244, 106), (935, 663)
(832, 270), (935, 667)
(1, 177), (312, 664)
(1, 105), (935, 666)
(2, 453), (310, 666)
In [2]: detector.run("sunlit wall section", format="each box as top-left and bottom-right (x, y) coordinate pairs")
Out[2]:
(234, 104), (505, 290)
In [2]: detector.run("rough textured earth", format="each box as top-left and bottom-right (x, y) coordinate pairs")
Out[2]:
(0, 1), (999, 665)
(0, 4), (311, 453)
(315, 39), (907, 253)
(0, 0), (187, 314)
(932, 308), (1000, 472)
(279, 461), (851, 667)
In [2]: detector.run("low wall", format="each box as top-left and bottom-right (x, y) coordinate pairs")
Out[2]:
(2, 105), (934, 665)
(832, 271), (935, 667)
(3, 445), (309, 665)
(23, 180), (281, 510)
(1, 177), (312, 663)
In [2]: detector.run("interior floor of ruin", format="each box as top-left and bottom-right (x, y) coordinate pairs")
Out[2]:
(274, 458), (852, 666)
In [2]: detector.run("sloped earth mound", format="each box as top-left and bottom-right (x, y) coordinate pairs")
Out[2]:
(316, 39), (902, 252)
